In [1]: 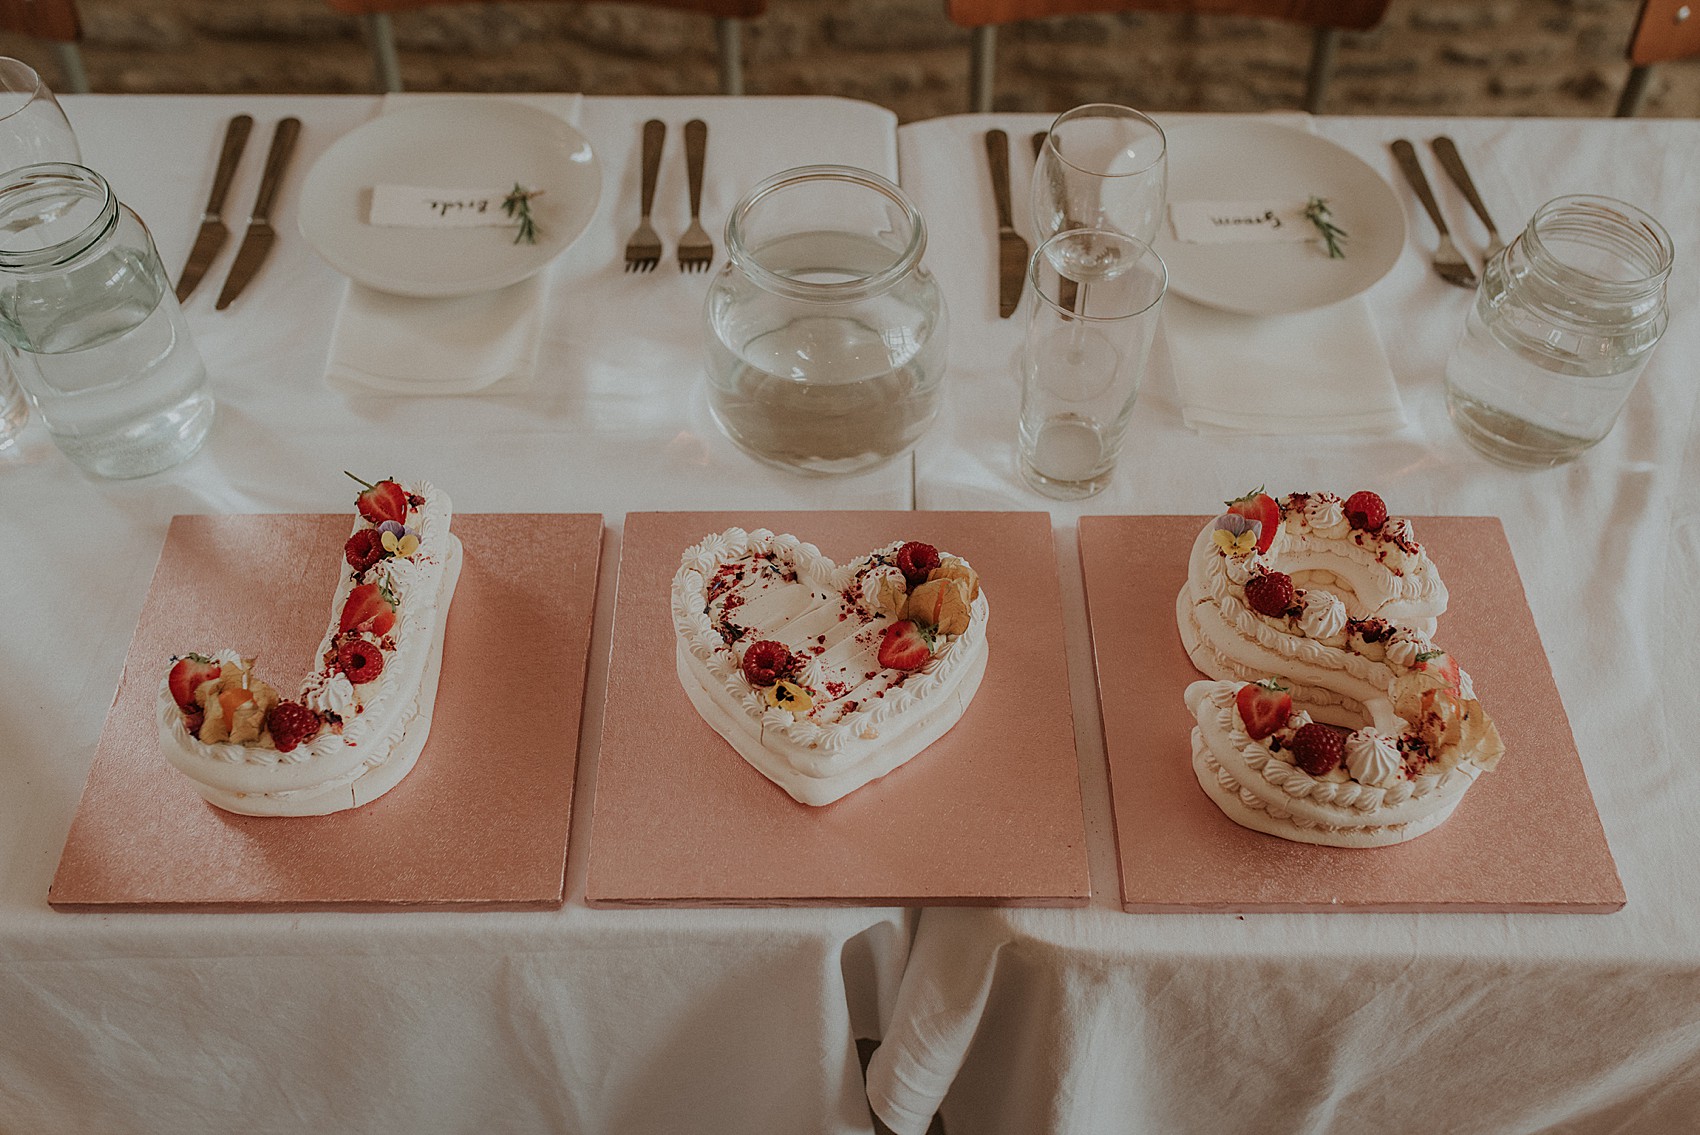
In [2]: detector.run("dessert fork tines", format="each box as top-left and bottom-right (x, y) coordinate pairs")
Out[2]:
(1389, 139), (1478, 291)
(677, 118), (713, 273)
(623, 118), (665, 273)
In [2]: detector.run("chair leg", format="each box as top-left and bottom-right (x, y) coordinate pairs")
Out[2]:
(1616, 63), (1653, 116)
(364, 12), (403, 93)
(970, 25), (996, 113)
(1303, 26), (1339, 114)
(54, 42), (89, 94)
(716, 17), (743, 96)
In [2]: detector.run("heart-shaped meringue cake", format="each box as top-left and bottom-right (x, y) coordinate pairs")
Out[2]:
(671, 528), (990, 806)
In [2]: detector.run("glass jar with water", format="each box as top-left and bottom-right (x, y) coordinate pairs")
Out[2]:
(704, 165), (946, 475)
(1444, 194), (1672, 468)
(0, 163), (212, 478)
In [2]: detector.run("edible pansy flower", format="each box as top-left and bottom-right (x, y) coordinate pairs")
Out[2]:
(764, 679), (814, 715)
(378, 520), (420, 559)
(1211, 512), (1261, 556)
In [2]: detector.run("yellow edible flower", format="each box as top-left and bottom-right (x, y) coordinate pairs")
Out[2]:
(764, 679), (813, 715)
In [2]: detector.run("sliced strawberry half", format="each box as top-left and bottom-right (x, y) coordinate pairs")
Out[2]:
(1235, 678), (1292, 741)
(877, 620), (934, 672)
(340, 581), (399, 636)
(168, 653), (222, 711)
(1225, 487), (1280, 555)
(345, 472), (409, 526)
(1415, 649), (1462, 693)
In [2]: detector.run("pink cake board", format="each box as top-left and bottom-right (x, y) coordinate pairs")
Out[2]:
(585, 511), (1090, 908)
(1080, 515), (1625, 915)
(49, 513), (604, 913)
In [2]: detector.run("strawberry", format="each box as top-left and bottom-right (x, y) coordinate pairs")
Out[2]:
(1415, 648), (1462, 693)
(877, 619), (934, 672)
(168, 653), (222, 711)
(895, 541), (941, 588)
(1244, 571), (1296, 618)
(741, 640), (793, 687)
(1224, 487), (1280, 554)
(1235, 679), (1291, 741)
(345, 472), (409, 526)
(1290, 722), (1345, 776)
(1344, 490), (1388, 532)
(339, 581), (398, 636)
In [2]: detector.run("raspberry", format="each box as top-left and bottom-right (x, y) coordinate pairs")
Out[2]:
(1244, 571), (1296, 618)
(345, 528), (385, 572)
(337, 638), (386, 685)
(267, 700), (323, 753)
(895, 541), (941, 587)
(182, 708), (205, 737)
(1345, 491), (1388, 532)
(1290, 722), (1345, 776)
(741, 640), (793, 687)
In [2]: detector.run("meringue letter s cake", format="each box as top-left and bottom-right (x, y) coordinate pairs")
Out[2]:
(672, 529), (989, 806)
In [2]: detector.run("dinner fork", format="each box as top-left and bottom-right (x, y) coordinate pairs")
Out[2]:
(1429, 136), (1506, 263)
(677, 118), (713, 273)
(623, 118), (665, 273)
(1389, 139), (1478, 290)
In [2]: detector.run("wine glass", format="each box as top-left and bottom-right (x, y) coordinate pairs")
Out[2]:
(0, 56), (80, 174)
(1032, 104), (1166, 246)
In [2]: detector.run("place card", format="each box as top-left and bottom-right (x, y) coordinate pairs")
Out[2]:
(369, 184), (531, 227)
(1169, 199), (1316, 244)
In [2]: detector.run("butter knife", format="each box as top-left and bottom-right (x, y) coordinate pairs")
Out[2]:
(215, 116), (301, 311)
(175, 114), (252, 303)
(985, 129), (1029, 319)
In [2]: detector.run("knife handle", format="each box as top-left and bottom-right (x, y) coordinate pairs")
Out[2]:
(985, 129), (1013, 229)
(250, 117), (301, 224)
(684, 119), (707, 220)
(640, 118), (665, 221)
(1429, 136), (1500, 241)
(1030, 131), (1046, 162)
(204, 114), (252, 221)
(1389, 139), (1452, 238)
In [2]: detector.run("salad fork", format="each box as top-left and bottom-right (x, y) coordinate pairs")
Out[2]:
(677, 118), (713, 273)
(1389, 139), (1477, 290)
(623, 118), (664, 273)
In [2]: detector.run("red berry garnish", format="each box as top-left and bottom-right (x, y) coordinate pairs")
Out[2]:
(894, 541), (941, 587)
(168, 653), (222, 711)
(741, 640), (793, 687)
(345, 472), (409, 526)
(340, 581), (398, 636)
(877, 619), (934, 672)
(1224, 487), (1281, 554)
(344, 528), (385, 572)
(1290, 722), (1346, 776)
(267, 700), (323, 753)
(1234, 679), (1292, 741)
(1244, 571), (1296, 618)
(337, 638), (386, 684)
(182, 708), (205, 736)
(1344, 491), (1388, 531)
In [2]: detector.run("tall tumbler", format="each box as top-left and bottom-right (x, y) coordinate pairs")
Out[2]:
(1017, 229), (1167, 499)
(0, 164), (213, 478)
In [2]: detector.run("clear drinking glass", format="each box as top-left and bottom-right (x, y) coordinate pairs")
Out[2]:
(704, 165), (947, 475)
(1017, 229), (1167, 499)
(0, 57), (80, 173)
(0, 163), (214, 479)
(1444, 194), (1673, 468)
(1032, 104), (1167, 245)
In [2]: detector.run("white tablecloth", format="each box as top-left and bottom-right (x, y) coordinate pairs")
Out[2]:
(1, 94), (910, 1135)
(867, 113), (1700, 1134)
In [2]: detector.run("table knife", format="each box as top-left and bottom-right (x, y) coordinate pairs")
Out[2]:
(175, 114), (252, 303)
(985, 129), (1029, 319)
(215, 116), (301, 311)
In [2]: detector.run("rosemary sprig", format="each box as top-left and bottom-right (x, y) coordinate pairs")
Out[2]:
(502, 183), (543, 245)
(1304, 196), (1347, 259)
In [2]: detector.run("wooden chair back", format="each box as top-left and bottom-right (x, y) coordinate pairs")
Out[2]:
(944, 0), (1387, 31)
(325, 0), (764, 16)
(1627, 0), (1700, 66)
(0, 0), (81, 42)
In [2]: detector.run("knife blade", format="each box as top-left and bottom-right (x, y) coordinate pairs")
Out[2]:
(216, 116), (301, 311)
(176, 114), (253, 303)
(984, 129), (1029, 319)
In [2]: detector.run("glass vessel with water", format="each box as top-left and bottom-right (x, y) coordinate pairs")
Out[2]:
(0, 163), (212, 478)
(705, 165), (947, 476)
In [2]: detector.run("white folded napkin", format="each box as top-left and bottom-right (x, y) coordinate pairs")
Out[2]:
(1165, 293), (1406, 434)
(323, 93), (583, 397)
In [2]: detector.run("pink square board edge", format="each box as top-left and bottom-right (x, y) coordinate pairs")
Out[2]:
(48, 512), (604, 913)
(585, 511), (1091, 908)
(1080, 514), (1625, 914)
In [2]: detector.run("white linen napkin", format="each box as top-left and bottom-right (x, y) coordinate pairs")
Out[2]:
(323, 93), (583, 397)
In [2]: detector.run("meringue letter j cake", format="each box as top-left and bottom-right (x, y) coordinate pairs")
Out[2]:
(672, 529), (989, 806)
(156, 475), (462, 816)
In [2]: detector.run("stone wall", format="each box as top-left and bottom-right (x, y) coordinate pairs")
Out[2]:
(3, 0), (1695, 121)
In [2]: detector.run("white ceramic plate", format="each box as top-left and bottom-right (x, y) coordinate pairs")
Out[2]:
(298, 100), (602, 298)
(1153, 121), (1405, 316)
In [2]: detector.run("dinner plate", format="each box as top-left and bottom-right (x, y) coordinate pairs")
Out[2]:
(1153, 121), (1406, 316)
(298, 99), (602, 298)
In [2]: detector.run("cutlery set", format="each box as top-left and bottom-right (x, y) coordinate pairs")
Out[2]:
(984, 129), (1028, 318)
(1389, 136), (1503, 290)
(624, 117), (715, 273)
(176, 115), (301, 309)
